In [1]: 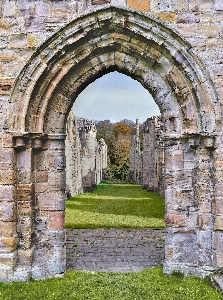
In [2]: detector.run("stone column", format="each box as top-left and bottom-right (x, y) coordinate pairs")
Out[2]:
(32, 134), (66, 280)
(164, 136), (199, 276)
(196, 137), (215, 274)
(164, 134), (216, 277)
(0, 132), (17, 282)
(213, 135), (223, 270)
(13, 135), (35, 281)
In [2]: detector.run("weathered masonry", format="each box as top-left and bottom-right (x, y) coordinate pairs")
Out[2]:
(0, 0), (223, 281)
(130, 117), (164, 196)
(65, 111), (107, 197)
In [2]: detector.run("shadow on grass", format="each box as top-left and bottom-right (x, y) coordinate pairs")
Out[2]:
(65, 182), (165, 229)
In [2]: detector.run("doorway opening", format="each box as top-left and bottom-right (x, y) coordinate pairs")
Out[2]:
(65, 71), (165, 272)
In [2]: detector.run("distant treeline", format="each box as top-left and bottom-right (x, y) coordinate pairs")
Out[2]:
(95, 119), (144, 180)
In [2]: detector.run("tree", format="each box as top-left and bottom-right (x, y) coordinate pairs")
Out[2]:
(95, 120), (134, 180)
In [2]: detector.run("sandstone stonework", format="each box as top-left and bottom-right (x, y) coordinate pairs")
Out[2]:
(130, 117), (164, 196)
(65, 111), (107, 197)
(0, 0), (222, 282)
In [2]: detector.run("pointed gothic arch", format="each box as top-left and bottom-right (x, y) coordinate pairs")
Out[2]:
(1, 6), (221, 281)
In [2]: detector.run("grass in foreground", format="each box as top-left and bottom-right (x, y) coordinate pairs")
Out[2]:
(65, 181), (165, 229)
(0, 267), (222, 300)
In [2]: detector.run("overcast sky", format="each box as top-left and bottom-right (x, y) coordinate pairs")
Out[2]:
(72, 71), (160, 123)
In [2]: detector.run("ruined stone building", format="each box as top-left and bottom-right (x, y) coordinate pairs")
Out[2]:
(65, 111), (107, 197)
(1, 0), (223, 282)
(130, 117), (164, 196)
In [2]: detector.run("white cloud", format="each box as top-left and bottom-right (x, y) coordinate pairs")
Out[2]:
(73, 71), (160, 123)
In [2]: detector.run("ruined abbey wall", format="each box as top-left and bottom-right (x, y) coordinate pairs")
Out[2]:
(65, 111), (107, 197)
(130, 117), (164, 196)
(0, 0), (223, 282)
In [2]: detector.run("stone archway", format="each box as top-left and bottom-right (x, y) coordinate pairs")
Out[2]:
(1, 6), (221, 281)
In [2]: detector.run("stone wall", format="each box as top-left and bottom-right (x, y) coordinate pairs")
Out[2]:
(0, 0), (223, 282)
(1, 0), (223, 130)
(65, 111), (107, 197)
(130, 117), (164, 196)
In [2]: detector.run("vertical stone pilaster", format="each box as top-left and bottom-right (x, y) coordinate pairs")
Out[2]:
(213, 137), (223, 269)
(14, 135), (34, 281)
(0, 133), (17, 282)
(164, 137), (200, 276)
(32, 134), (66, 280)
(195, 141), (215, 273)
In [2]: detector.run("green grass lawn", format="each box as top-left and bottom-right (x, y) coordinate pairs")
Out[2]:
(65, 181), (165, 229)
(1, 267), (222, 300)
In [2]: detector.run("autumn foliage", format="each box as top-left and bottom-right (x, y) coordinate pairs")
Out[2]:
(95, 120), (136, 180)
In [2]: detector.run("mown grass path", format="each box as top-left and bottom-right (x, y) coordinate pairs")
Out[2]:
(65, 181), (165, 229)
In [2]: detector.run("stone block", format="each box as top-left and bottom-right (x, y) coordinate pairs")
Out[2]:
(0, 252), (17, 269)
(0, 221), (16, 236)
(212, 66), (223, 76)
(214, 160), (223, 170)
(27, 34), (43, 49)
(0, 185), (16, 201)
(214, 251), (223, 268)
(215, 0), (223, 10)
(165, 214), (187, 227)
(13, 266), (31, 282)
(18, 248), (34, 266)
(214, 181), (223, 197)
(169, 0), (188, 11)
(0, 202), (16, 221)
(37, 193), (66, 211)
(48, 140), (65, 150)
(17, 201), (33, 216)
(48, 172), (66, 190)
(17, 184), (33, 202)
(176, 24), (197, 38)
(214, 197), (223, 215)
(0, 77), (14, 95)
(198, 214), (213, 230)
(198, 230), (212, 249)
(215, 216), (223, 231)
(91, 0), (110, 5)
(189, 0), (214, 11)
(2, 134), (14, 148)
(155, 13), (177, 22)
(36, 171), (48, 183)
(111, 0), (126, 5)
(213, 232), (223, 251)
(35, 2), (50, 17)
(17, 150), (32, 170)
(0, 237), (18, 252)
(0, 54), (14, 62)
(3, 2), (17, 17)
(127, 0), (150, 12)
(35, 183), (48, 193)
(48, 211), (65, 231)
(165, 150), (183, 172)
(199, 200), (211, 213)
(8, 34), (28, 49)
(177, 13), (200, 23)
(197, 25), (220, 38)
